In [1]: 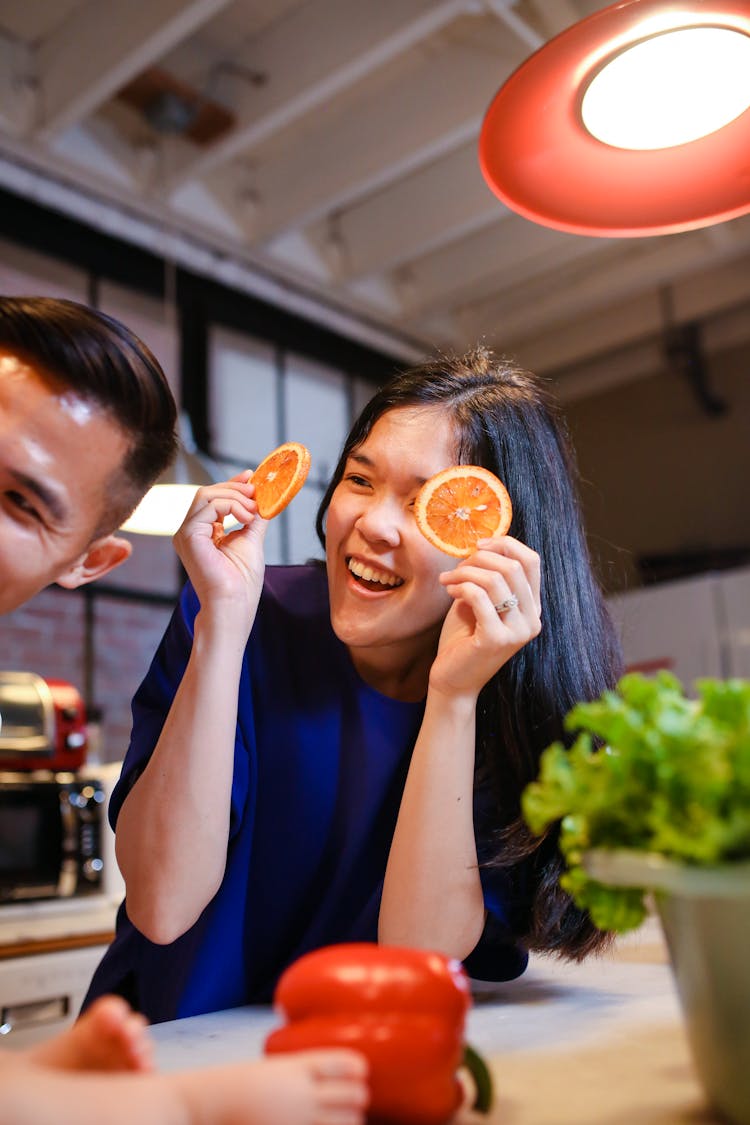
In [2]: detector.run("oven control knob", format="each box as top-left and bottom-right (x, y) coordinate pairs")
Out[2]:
(82, 857), (104, 882)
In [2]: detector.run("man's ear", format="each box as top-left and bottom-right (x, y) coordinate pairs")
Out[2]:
(55, 534), (133, 590)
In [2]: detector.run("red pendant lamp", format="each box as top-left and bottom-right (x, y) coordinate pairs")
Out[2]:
(479, 0), (750, 236)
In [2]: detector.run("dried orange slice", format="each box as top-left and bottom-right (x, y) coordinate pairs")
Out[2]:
(414, 465), (512, 557)
(252, 442), (311, 519)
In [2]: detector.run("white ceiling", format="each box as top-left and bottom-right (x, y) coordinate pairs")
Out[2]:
(1, 0), (749, 393)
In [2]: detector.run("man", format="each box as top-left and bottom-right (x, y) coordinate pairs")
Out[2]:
(0, 296), (178, 612)
(0, 296), (368, 1125)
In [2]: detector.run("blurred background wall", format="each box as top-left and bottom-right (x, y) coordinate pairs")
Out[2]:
(1, 198), (748, 755)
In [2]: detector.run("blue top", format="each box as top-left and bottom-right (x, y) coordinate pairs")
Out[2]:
(84, 565), (528, 1023)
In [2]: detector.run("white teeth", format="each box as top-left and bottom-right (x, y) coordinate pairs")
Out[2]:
(348, 558), (403, 587)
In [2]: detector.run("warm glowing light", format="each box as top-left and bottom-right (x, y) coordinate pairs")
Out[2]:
(120, 484), (200, 536)
(581, 27), (750, 150)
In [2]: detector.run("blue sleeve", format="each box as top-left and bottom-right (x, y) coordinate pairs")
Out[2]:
(462, 865), (529, 981)
(108, 581), (251, 839)
(461, 786), (530, 981)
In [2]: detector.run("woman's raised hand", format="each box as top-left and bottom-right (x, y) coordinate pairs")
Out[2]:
(172, 472), (267, 618)
(431, 535), (542, 699)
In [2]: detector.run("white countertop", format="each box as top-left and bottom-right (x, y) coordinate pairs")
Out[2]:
(0, 895), (119, 947)
(150, 916), (716, 1124)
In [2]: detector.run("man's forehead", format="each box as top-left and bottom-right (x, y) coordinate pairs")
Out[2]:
(0, 348), (105, 427)
(0, 372), (73, 525)
(0, 351), (128, 527)
(0, 348), (36, 380)
(1, 344), (74, 388)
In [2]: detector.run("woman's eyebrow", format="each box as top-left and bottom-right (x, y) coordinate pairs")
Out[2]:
(11, 469), (67, 522)
(347, 451), (429, 486)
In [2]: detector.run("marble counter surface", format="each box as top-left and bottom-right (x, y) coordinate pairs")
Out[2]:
(150, 916), (718, 1124)
(0, 895), (118, 950)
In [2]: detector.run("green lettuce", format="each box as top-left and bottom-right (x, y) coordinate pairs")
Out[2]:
(521, 672), (750, 931)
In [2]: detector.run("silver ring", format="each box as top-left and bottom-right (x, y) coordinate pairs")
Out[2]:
(494, 594), (519, 615)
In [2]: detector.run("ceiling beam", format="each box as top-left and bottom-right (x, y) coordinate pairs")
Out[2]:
(522, 0), (581, 38)
(208, 38), (518, 245)
(48, 118), (142, 191)
(482, 0), (544, 49)
(552, 339), (665, 403)
(465, 234), (750, 368)
(0, 143), (424, 360)
(305, 139), (509, 281)
(161, 0), (477, 191)
(534, 287), (750, 400)
(33, 0), (233, 141)
(0, 32), (34, 136)
(391, 213), (588, 316)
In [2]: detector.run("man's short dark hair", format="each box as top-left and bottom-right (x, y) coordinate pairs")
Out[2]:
(0, 296), (178, 532)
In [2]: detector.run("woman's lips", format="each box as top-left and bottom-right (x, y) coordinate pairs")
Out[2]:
(347, 556), (404, 590)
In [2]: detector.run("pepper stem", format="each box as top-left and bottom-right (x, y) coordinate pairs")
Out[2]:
(462, 1042), (494, 1113)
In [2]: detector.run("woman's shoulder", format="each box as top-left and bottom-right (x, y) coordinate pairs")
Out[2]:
(253, 564), (346, 690)
(262, 562), (329, 619)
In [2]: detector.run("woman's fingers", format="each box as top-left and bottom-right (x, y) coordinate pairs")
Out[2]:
(476, 536), (542, 611)
(444, 577), (540, 642)
(442, 560), (531, 612)
(196, 494), (256, 531)
(172, 479), (269, 573)
(177, 481), (258, 539)
(432, 537), (543, 694)
(186, 479), (255, 515)
(439, 537), (542, 620)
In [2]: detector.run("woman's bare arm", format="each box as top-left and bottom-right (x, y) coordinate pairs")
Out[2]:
(115, 477), (265, 943)
(379, 537), (541, 958)
(378, 686), (485, 958)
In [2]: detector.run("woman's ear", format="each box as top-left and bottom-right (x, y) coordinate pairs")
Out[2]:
(55, 534), (133, 590)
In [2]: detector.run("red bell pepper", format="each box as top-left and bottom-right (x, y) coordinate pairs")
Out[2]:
(264, 943), (491, 1125)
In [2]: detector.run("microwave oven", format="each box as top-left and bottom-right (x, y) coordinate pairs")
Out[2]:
(0, 772), (105, 903)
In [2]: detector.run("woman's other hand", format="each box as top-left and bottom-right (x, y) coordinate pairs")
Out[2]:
(431, 536), (542, 699)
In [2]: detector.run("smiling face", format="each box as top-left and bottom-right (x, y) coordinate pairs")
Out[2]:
(325, 405), (460, 698)
(0, 349), (133, 614)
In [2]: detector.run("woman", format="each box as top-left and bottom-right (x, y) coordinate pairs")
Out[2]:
(84, 347), (622, 1023)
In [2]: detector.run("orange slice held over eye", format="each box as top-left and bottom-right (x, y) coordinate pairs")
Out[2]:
(414, 465), (513, 558)
(252, 441), (311, 519)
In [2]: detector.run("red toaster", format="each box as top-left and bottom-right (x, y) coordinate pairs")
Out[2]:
(0, 671), (88, 771)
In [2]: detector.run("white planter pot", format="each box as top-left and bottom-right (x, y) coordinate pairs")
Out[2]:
(584, 849), (750, 1125)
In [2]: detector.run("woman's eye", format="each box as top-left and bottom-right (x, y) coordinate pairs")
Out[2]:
(346, 474), (370, 488)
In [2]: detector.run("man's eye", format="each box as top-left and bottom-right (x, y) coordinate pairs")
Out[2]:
(6, 491), (40, 519)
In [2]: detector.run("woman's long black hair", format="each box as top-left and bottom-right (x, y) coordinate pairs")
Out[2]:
(316, 347), (623, 959)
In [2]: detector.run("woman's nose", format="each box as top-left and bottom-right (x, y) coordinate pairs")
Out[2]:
(354, 499), (401, 547)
